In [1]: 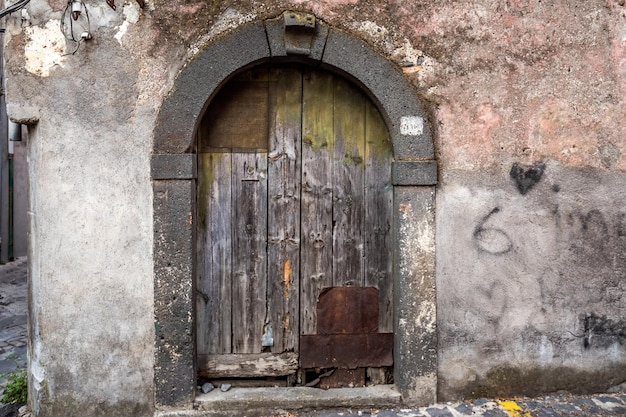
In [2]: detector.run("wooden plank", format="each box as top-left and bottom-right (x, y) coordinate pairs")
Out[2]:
(266, 66), (302, 353)
(198, 353), (299, 378)
(199, 378), (289, 388)
(300, 333), (393, 368)
(301, 69), (334, 335)
(231, 152), (268, 353)
(367, 367), (392, 385)
(319, 368), (366, 389)
(199, 66), (270, 152)
(197, 152), (232, 355)
(316, 287), (379, 335)
(364, 100), (394, 332)
(332, 76), (366, 287)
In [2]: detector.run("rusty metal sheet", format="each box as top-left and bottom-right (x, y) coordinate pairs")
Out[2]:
(299, 333), (393, 368)
(316, 287), (379, 335)
(319, 368), (365, 389)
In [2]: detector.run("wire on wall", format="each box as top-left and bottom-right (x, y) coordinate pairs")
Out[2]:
(0, 0), (31, 19)
(60, 0), (91, 55)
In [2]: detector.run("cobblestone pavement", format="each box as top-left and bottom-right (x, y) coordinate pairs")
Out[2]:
(306, 393), (626, 416)
(0, 257), (27, 398)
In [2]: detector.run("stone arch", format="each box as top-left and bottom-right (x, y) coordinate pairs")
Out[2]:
(151, 12), (437, 409)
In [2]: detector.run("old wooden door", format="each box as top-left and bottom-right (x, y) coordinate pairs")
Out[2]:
(196, 65), (393, 386)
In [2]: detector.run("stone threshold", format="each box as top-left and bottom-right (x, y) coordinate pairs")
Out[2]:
(155, 385), (402, 416)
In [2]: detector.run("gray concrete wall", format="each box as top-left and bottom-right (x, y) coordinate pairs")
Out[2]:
(2, 0), (625, 415)
(437, 163), (626, 399)
(22, 104), (155, 414)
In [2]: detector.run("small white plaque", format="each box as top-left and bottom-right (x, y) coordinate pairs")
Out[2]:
(400, 116), (424, 136)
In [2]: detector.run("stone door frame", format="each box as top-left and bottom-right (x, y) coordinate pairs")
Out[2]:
(151, 12), (438, 409)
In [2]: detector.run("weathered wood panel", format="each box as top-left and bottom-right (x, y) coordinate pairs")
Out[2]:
(231, 152), (268, 353)
(198, 353), (298, 378)
(301, 69), (335, 335)
(364, 100), (394, 332)
(197, 65), (394, 379)
(197, 152), (232, 355)
(200, 66), (270, 152)
(332, 77), (366, 287)
(266, 67), (302, 353)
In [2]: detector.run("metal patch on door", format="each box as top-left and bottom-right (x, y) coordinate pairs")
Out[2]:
(300, 287), (393, 369)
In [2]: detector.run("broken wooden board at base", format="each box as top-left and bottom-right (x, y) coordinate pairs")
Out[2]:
(198, 352), (298, 378)
(299, 333), (393, 368)
(367, 367), (393, 385)
(200, 378), (289, 388)
(319, 368), (366, 389)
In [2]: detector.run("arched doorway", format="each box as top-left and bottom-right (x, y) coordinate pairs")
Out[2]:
(152, 12), (437, 408)
(196, 64), (394, 387)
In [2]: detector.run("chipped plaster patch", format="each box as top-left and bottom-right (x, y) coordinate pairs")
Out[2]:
(416, 301), (436, 333)
(392, 39), (424, 66)
(209, 8), (256, 36)
(115, 21), (130, 44)
(417, 217), (435, 253)
(408, 373), (437, 403)
(123, 1), (141, 24)
(355, 20), (388, 40)
(24, 20), (66, 76)
(400, 202), (435, 253)
(115, 2), (141, 44)
(392, 39), (435, 82)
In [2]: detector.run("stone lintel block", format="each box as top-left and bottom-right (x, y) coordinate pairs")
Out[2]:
(393, 186), (437, 405)
(151, 154), (196, 180)
(392, 160), (437, 186)
(153, 180), (195, 406)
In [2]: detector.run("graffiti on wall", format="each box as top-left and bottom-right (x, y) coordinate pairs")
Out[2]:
(475, 205), (626, 254)
(464, 162), (626, 349)
(582, 314), (626, 349)
(474, 161), (626, 255)
(473, 207), (513, 255)
(509, 161), (546, 195)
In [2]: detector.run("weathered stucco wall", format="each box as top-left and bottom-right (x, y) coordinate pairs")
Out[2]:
(437, 164), (626, 399)
(3, 0), (626, 415)
(6, 1), (159, 415)
(415, 0), (626, 400)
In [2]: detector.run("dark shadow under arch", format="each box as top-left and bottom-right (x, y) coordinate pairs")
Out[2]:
(152, 11), (438, 409)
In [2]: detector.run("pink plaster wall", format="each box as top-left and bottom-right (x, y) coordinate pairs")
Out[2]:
(286, 0), (626, 172)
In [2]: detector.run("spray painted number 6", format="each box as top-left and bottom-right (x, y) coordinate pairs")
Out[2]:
(473, 207), (513, 255)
